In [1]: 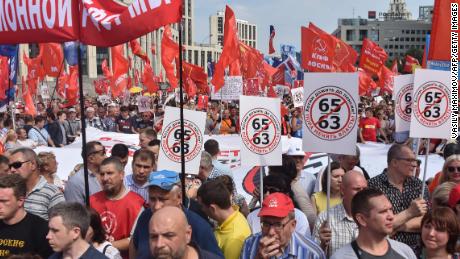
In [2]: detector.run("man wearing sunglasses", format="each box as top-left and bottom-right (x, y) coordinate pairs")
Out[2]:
(64, 141), (106, 204)
(368, 144), (429, 255)
(240, 193), (325, 259)
(9, 148), (65, 220)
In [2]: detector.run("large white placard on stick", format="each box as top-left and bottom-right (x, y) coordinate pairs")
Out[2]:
(302, 73), (359, 155)
(136, 96), (151, 113)
(291, 87), (304, 107)
(239, 96), (282, 166)
(158, 106), (206, 174)
(211, 76), (242, 100)
(394, 74), (414, 132)
(410, 69), (451, 139)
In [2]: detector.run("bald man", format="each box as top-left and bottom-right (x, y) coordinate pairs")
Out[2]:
(313, 171), (368, 255)
(149, 206), (220, 259)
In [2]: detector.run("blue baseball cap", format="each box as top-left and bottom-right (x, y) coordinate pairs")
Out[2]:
(148, 170), (180, 190)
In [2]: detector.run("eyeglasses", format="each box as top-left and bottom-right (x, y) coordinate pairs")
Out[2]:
(9, 160), (31, 169)
(260, 218), (293, 231)
(89, 148), (106, 156)
(447, 166), (460, 173)
(396, 157), (419, 164)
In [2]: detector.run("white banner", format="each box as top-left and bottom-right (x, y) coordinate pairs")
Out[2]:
(211, 76), (243, 100)
(393, 74), (414, 132)
(410, 69), (451, 139)
(157, 106), (206, 174)
(302, 73), (359, 155)
(291, 87), (304, 108)
(239, 96), (282, 166)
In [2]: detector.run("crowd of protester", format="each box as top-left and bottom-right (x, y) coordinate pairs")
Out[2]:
(0, 92), (459, 259)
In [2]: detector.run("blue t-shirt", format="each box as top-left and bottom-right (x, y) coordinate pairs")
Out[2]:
(133, 208), (224, 259)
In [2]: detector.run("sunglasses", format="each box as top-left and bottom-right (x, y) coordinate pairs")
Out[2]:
(447, 166), (460, 173)
(9, 160), (31, 169)
(89, 148), (106, 156)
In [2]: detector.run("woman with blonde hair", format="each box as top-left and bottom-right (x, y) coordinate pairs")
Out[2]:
(431, 181), (457, 209)
(440, 155), (460, 184)
(4, 129), (20, 151)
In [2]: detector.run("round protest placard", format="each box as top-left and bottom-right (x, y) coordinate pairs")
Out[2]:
(413, 81), (451, 128)
(303, 86), (357, 140)
(160, 119), (203, 163)
(395, 83), (413, 122)
(240, 108), (281, 155)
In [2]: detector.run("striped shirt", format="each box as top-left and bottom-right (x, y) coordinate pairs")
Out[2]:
(124, 174), (149, 202)
(25, 176), (65, 220)
(313, 203), (358, 255)
(240, 231), (326, 259)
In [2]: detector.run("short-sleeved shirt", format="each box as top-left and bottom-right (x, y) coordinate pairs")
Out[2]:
(49, 245), (108, 259)
(64, 168), (101, 204)
(132, 208), (224, 259)
(25, 176), (65, 220)
(116, 116), (135, 134)
(247, 208), (310, 237)
(0, 213), (53, 258)
(331, 239), (417, 259)
(359, 117), (381, 142)
(27, 127), (49, 146)
(312, 192), (342, 215)
(313, 204), (358, 255)
(214, 209), (251, 259)
(368, 170), (430, 253)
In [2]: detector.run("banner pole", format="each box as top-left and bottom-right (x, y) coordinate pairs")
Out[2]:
(420, 138), (430, 199)
(412, 138), (421, 176)
(259, 166), (264, 206)
(178, 20), (186, 205)
(326, 155), (331, 223)
(50, 59), (66, 100)
(77, 43), (90, 206)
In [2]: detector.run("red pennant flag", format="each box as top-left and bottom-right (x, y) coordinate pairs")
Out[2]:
(0, 57), (8, 100)
(301, 26), (335, 72)
(21, 76), (36, 116)
(142, 61), (159, 93)
(211, 6), (240, 92)
(378, 66), (395, 95)
(403, 55), (420, 73)
(130, 39), (150, 64)
(429, 0), (459, 61)
(269, 25), (276, 55)
(359, 38), (388, 76)
(111, 45), (129, 97)
(39, 43), (64, 78)
(161, 25), (179, 89)
(359, 70), (378, 96)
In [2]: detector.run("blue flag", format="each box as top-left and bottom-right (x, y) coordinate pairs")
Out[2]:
(0, 44), (18, 57)
(64, 42), (87, 66)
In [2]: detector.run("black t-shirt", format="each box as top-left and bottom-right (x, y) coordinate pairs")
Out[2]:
(0, 213), (53, 258)
(49, 245), (107, 259)
(116, 116), (135, 134)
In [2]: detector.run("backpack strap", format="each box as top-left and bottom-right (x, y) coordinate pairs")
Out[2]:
(350, 240), (362, 259)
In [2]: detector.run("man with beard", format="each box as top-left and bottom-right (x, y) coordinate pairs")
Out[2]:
(90, 157), (145, 259)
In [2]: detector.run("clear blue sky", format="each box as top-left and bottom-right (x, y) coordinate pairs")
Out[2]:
(194, 0), (434, 54)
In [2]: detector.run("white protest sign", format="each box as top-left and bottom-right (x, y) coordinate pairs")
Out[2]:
(410, 69), (451, 139)
(158, 106), (206, 174)
(275, 85), (286, 98)
(302, 73), (359, 155)
(97, 95), (112, 106)
(291, 87), (304, 107)
(239, 96), (282, 166)
(137, 96), (151, 113)
(122, 90), (130, 106)
(40, 84), (50, 99)
(394, 74), (414, 132)
(211, 76), (242, 100)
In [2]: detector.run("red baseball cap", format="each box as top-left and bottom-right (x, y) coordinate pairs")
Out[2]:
(258, 193), (294, 218)
(449, 184), (460, 208)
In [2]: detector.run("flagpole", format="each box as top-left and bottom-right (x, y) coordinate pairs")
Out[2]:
(50, 59), (66, 100)
(178, 21), (187, 205)
(77, 43), (91, 206)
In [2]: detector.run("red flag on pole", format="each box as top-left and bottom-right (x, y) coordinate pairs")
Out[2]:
(130, 39), (150, 64)
(111, 45), (129, 97)
(142, 61), (159, 93)
(0, 57), (8, 100)
(359, 69), (378, 96)
(359, 38), (388, 76)
(211, 5), (240, 92)
(39, 43), (64, 78)
(21, 76), (36, 116)
(161, 25), (179, 89)
(378, 66), (395, 95)
(403, 55), (420, 73)
(65, 65), (79, 107)
(301, 26), (335, 72)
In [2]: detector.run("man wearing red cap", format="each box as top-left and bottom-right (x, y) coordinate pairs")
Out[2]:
(240, 193), (325, 259)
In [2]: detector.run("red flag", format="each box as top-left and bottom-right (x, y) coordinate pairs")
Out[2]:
(269, 25), (276, 55)
(39, 43), (64, 78)
(301, 26), (335, 72)
(23, 51), (45, 81)
(378, 66), (394, 95)
(403, 55), (420, 73)
(134, 69), (140, 86)
(93, 79), (108, 95)
(182, 62), (208, 94)
(244, 78), (260, 96)
(211, 6), (240, 92)
(130, 39), (150, 64)
(429, 0), (459, 61)
(272, 64), (285, 86)
(65, 65), (79, 107)
(267, 85), (277, 98)
(142, 61), (159, 93)
(359, 38), (388, 76)
(239, 42), (266, 79)
(111, 45), (129, 97)
(101, 59), (113, 79)
(57, 71), (68, 98)
(197, 95), (209, 111)
(359, 70), (378, 96)
(21, 76), (36, 116)
(0, 57), (8, 100)
(161, 25), (179, 89)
